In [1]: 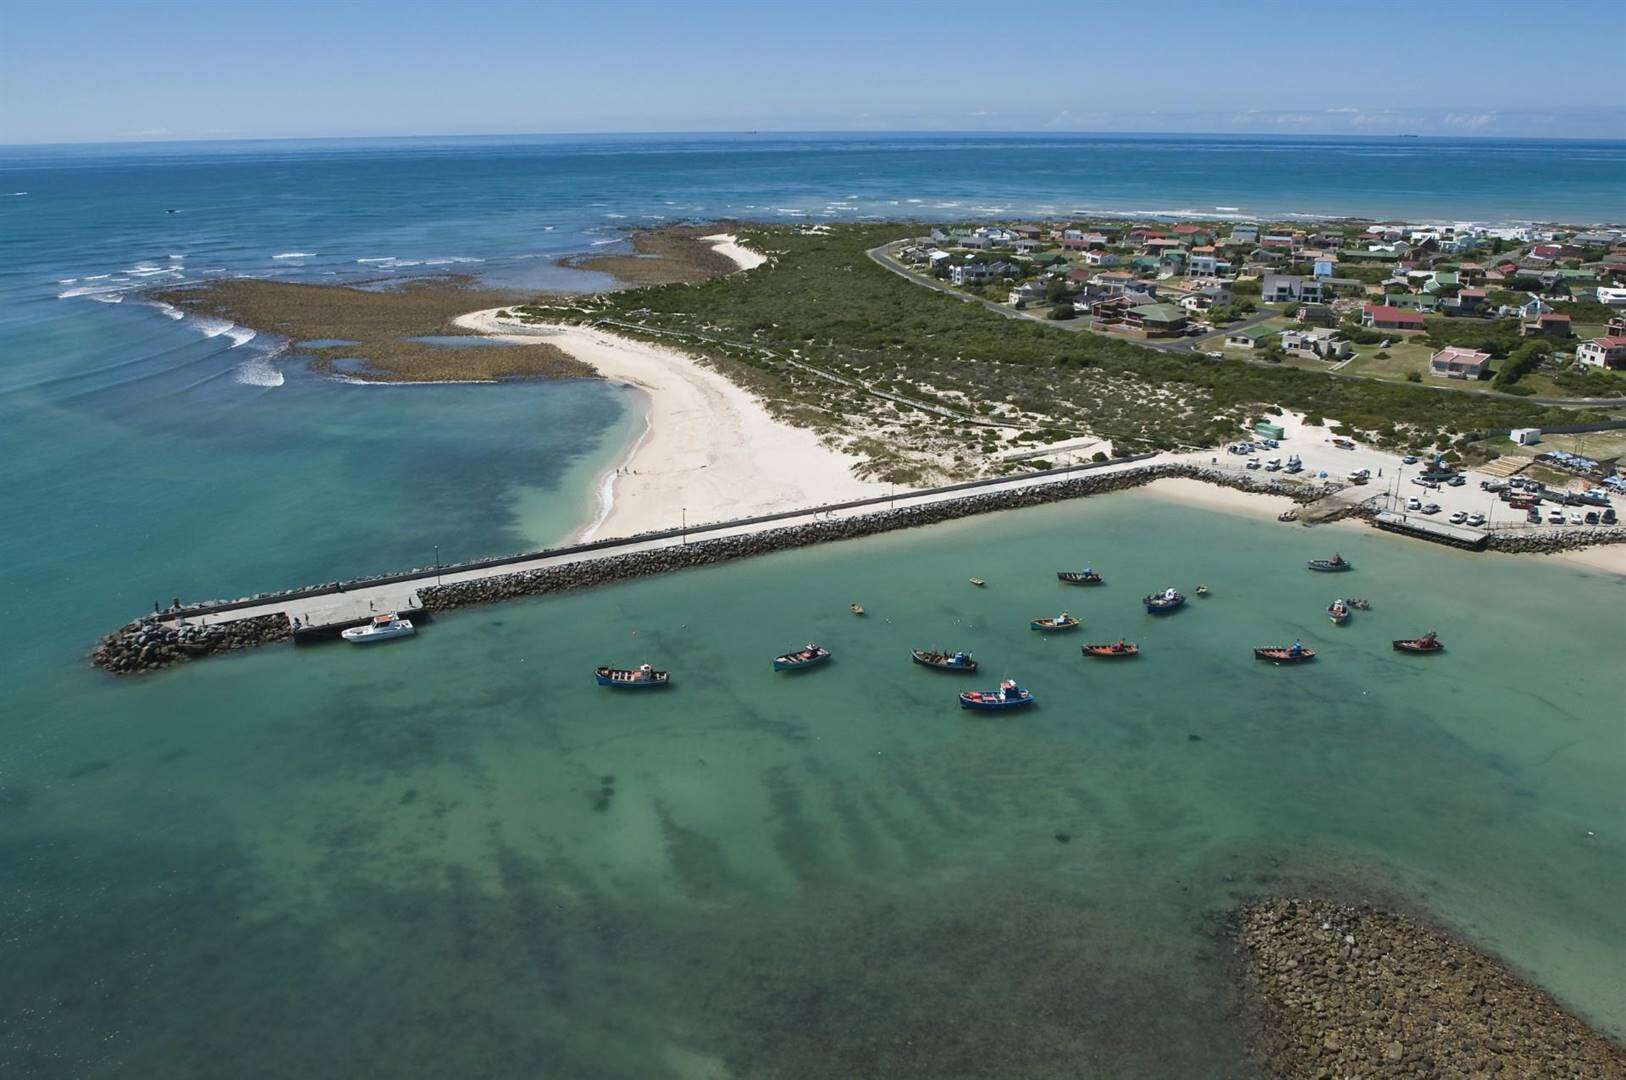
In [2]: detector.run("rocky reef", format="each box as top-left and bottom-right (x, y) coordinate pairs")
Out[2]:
(1235, 897), (1624, 1078)
(90, 613), (290, 675)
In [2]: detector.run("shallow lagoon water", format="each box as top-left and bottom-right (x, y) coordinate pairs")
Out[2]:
(5, 493), (1621, 1077)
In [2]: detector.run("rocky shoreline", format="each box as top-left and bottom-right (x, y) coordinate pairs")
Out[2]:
(1235, 897), (1624, 1078)
(90, 613), (291, 675)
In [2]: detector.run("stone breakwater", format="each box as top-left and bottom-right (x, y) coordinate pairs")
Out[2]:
(417, 466), (1335, 612)
(1485, 526), (1626, 555)
(91, 613), (290, 675)
(87, 465), (1331, 674)
(1236, 898), (1624, 1078)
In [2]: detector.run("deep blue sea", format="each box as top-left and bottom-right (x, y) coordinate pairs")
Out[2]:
(1, 134), (1623, 1077)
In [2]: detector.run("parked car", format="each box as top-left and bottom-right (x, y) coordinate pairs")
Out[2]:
(1411, 477), (1438, 489)
(1449, 511), (1468, 524)
(1407, 496), (1423, 511)
(1527, 508), (1542, 524)
(1422, 503), (1442, 515)
(1447, 475), (1465, 487)
(1569, 511), (1585, 525)
(1548, 509), (1566, 524)
(1265, 458), (1282, 471)
(1584, 511), (1600, 525)
(1480, 480), (1505, 492)
(1604, 508), (1618, 525)
(1246, 458), (1261, 470)
(1401, 455), (1419, 464)
(1467, 513), (1486, 527)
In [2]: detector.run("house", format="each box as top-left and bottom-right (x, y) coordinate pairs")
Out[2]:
(1127, 227), (1166, 245)
(928, 250), (952, 269)
(1089, 272), (1138, 295)
(1179, 284), (1231, 313)
(1423, 271), (1460, 295)
(1008, 280), (1050, 305)
(1311, 254), (1339, 278)
(1013, 238), (1043, 255)
(1363, 304), (1427, 332)
(1089, 295), (1133, 326)
(1455, 287), (1487, 312)
(1083, 249), (1121, 267)
(1529, 243), (1562, 262)
(1429, 346), (1491, 380)
(1187, 253), (1232, 277)
(1228, 225), (1260, 245)
(1297, 302), (1337, 327)
(1225, 327), (1275, 349)
(1576, 336), (1626, 370)
(1523, 312), (1571, 338)
(1609, 315), (1626, 337)
(1598, 286), (1626, 308)
(1123, 303), (1189, 338)
(1260, 274), (1324, 303)
(1281, 328), (1351, 360)
(1383, 293), (1439, 313)
(1172, 224), (1211, 244)
(1261, 233), (1296, 250)
(1519, 296), (1551, 319)
(949, 260), (1017, 286)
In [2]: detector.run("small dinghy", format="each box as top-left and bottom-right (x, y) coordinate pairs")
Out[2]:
(1056, 569), (1103, 585)
(1082, 640), (1139, 658)
(773, 643), (831, 672)
(912, 649), (977, 672)
(596, 663), (670, 688)
(1254, 642), (1316, 664)
(1143, 588), (1185, 613)
(850, 602), (865, 616)
(1327, 599), (1351, 625)
(969, 577), (987, 588)
(959, 679), (1035, 711)
(341, 612), (415, 643)
(1307, 553), (1353, 572)
(1030, 612), (1080, 632)
(1392, 631), (1444, 654)
(1348, 598), (1372, 611)
(1195, 585), (1210, 597)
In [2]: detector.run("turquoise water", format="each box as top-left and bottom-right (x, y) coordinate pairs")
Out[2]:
(5, 493), (1622, 1076)
(2, 135), (1624, 1076)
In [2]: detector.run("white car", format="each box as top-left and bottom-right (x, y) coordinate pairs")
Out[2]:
(1246, 458), (1261, 470)
(1449, 511), (1468, 524)
(1422, 503), (1441, 515)
(1407, 496), (1423, 511)
(1548, 509), (1566, 524)
(1569, 511), (1585, 525)
(1466, 513), (1486, 527)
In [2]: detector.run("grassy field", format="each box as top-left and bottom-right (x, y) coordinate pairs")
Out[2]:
(1341, 340), (1436, 381)
(510, 223), (1614, 478)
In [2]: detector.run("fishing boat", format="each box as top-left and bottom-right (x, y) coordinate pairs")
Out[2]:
(912, 649), (978, 672)
(1056, 569), (1103, 585)
(1030, 612), (1080, 632)
(850, 602), (865, 616)
(1254, 642), (1316, 664)
(969, 577), (986, 587)
(1392, 631), (1444, 654)
(1327, 599), (1351, 625)
(595, 663), (670, 688)
(1306, 553), (1353, 572)
(1082, 641), (1139, 658)
(340, 612), (415, 643)
(773, 643), (831, 672)
(1143, 588), (1185, 613)
(959, 679), (1035, 711)
(1195, 584), (1210, 597)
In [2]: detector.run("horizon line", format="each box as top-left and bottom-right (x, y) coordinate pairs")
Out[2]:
(6, 127), (1626, 151)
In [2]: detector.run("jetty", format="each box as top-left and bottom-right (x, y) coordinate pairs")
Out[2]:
(1371, 510), (1489, 551)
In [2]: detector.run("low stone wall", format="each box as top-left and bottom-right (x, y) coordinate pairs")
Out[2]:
(87, 464), (1336, 675)
(91, 613), (291, 674)
(418, 465), (1336, 612)
(1485, 525), (1626, 554)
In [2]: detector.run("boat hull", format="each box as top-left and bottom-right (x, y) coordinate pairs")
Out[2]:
(1254, 647), (1316, 663)
(595, 667), (671, 688)
(912, 650), (977, 672)
(959, 691), (1036, 711)
(1056, 572), (1103, 585)
(1392, 640), (1444, 653)
(1307, 561), (1352, 572)
(773, 650), (831, 672)
(1082, 644), (1139, 658)
(1143, 596), (1185, 613)
(1030, 619), (1080, 632)
(341, 621), (415, 643)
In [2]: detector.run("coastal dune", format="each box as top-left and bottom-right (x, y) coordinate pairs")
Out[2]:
(454, 309), (885, 539)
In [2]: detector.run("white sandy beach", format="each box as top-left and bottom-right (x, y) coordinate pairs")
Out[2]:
(700, 232), (767, 270)
(454, 309), (884, 539)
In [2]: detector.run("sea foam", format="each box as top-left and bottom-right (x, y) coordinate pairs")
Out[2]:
(272, 251), (318, 259)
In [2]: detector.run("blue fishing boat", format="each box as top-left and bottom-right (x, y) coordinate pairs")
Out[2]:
(1056, 569), (1103, 585)
(959, 679), (1035, 711)
(595, 664), (670, 688)
(1143, 588), (1185, 613)
(912, 649), (978, 672)
(1030, 612), (1080, 632)
(773, 643), (831, 672)
(1307, 553), (1352, 572)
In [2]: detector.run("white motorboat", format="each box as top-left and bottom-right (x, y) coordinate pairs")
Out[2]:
(341, 612), (416, 643)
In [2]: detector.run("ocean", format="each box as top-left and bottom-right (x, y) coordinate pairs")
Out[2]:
(1, 133), (1623, 1077)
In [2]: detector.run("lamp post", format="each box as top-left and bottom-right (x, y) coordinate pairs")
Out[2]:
(682, 507), (687, 545)
(434, 544), (441, 585)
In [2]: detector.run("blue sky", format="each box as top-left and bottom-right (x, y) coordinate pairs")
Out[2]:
(2, 0), (1623, 144)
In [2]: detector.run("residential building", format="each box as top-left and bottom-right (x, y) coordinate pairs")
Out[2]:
(1228, 225), (1260, 245)
(1311, 254), (1338, 278)
(1576, 336), (1626, 370)
(1187, 253), (1231, 277)
(1225, 327), (1275, 349)
(1008, 280), (1050, 304)
(1598, 286), (1626, 308)
(1260, 274), (1324, 303)
(1282, 328), (1351, 360)
(1363, 304), (1427, 332)
(1429, 346), (1491, 380)
(1124, 303), (1189, 338)
(1523, 312), (1572, 338)
(1083, 249), (1121, 267)
(1297, 302), (1337, 327)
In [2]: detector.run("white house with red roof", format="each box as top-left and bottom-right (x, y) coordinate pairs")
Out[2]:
(1577, 336), (1626, 370)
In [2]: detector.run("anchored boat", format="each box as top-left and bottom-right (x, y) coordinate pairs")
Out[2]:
(969, 577), (987, 587)
(1307, 553), (1353, 572)
(959, 679), (1035, 711)
(1254, 642), (1316, 664)
(1030, 612), (1080, 632)
(850, 602), (865, 616)
(1392, 631), (1444, 654)
(1143, 588), (1185, 613)
(1056, 569), (1103, 585)
(912, 649), (978, 672)
(1082, 641), (1139, 658)
(595, 663), (670, 688)
(773, 643), (831, 672)
(341, 612), (415, 643)
(1327, 599), (1351, 625)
